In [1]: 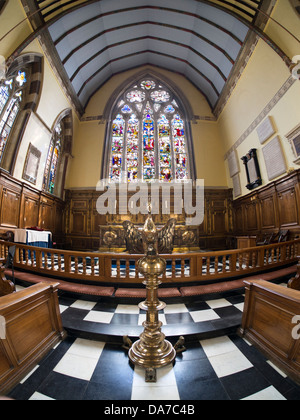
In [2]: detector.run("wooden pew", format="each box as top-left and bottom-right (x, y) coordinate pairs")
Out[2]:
(0, 282), (66, 395)
(240, 280), (300, 386)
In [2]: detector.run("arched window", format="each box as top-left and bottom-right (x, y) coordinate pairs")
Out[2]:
(43, 122), (62, 194)
(0, 70), (27, 164)
(108, 78), (193, 183)
(43, 110), (73, 197)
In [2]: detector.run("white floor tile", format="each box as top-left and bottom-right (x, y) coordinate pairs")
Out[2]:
(54, 352), (98, 381)
(115, 304), (140, 314)
(84, 310), (114, 324)
(234, 302), (244, 312)
(242, 386), (286, 400)
(29, 392), (55, 401)
(200, 336), (238, 357)
(208, 349), (253, 378)
(68, 338), (105, 359)
(71, 300), (96, 311)
(132, 385), (180, 400)
(59, 304), (69, 314)
(207, 298), (232, 309)
(190, 309), (220, 322)
(132, 365), (180, 400)
(53, 338), (105, 381)
(164, 304), (189, 314)
(201, 336), (253, 378)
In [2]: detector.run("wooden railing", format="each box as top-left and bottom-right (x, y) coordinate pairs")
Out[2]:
(0, 239), (299, 285)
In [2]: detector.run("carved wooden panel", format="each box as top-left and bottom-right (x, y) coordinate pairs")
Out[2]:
(65, 188), (233, 251)
(278, 189), (299, 227)
(212, 210), (226, 234)
(234, 205), (244, 233)
(233, 169), (300, 240)
(23, 197), (39, 228)
(0, 188), (20, 228)
(40, 202), (53, 231)
(260, 195), (277, 230)
(245, 203), (258, 232)
(0, 171), (65, 241)
(71, 211), (86, 234)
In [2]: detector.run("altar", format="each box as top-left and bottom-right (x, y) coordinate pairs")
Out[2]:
(99, 224), (200, 253)
(14, 229), (52, 248)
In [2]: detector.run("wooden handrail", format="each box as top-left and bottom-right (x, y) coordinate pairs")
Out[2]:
(0, 239), (299, 284)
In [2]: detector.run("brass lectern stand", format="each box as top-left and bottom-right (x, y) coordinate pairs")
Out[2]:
(125, 206), (185, 382)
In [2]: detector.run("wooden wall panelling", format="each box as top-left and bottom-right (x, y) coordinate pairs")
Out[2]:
(276, 174), (300, 229)
(21, 185), (40, 229)
(259, 187), (278, 231)
(39, 197), (54, 232)
(64, 188), (234, 251)
(0, 175), (22, 229)
(233, 169), (300, 240)
(0, 170), (65, 241)
(244, 200), (260, 233)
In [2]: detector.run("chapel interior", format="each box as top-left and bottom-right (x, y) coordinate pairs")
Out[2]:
(0, 0), (300, 401)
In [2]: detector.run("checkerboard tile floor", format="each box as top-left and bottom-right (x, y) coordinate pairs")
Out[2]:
(7, 283), (300, 400)
(8, 334), (300, 401)
(58, 293), (245, 328)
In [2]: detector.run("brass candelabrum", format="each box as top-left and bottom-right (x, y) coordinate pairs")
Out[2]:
(125, 206), (185, 382)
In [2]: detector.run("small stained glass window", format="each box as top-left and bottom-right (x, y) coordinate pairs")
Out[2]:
(43, 122), (63, 194)
(141, 80), (156, 90)
(0, 70), (27, 164)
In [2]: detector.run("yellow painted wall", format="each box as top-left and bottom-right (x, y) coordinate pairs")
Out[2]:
(219, 35), (300, 197)
(0, 0), (32, 60)
(265, 0), (300, 60)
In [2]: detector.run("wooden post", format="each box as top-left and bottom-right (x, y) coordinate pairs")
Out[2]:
(0, 261), (15, 296)
(288, 256), (300, 290)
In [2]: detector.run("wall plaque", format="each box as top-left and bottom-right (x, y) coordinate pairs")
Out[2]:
(263, 136), (287, 181)
(256, 117), (276, 144)
(286, 123), (300, 165)
(241, 149), (262, 191)
(232, 174), (242, 198)
(227, 150), (239, 178)
(23, 143), (41, 185)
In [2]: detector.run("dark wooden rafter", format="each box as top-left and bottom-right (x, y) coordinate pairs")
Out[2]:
(35, 0), (264, 23)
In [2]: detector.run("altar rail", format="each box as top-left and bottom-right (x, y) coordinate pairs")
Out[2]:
(0, 239), (299, 285)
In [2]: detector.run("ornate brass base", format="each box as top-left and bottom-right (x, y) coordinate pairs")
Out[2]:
(128, 254), (176, 371)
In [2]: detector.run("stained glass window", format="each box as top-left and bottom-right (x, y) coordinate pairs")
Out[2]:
(108, 78), (191, 183)
(0, 70), (27, 164)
